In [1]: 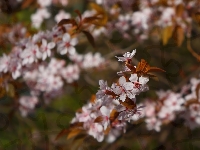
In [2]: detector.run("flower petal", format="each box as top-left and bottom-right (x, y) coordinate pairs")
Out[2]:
(63, 33), (70, 42)
(70, 38), (78, 46)
(129, 74), (138, 82)
(48, 42), (55, 49)
(123, 82), (134, 90)
(119, 76), (126, 85)
(100, 106), (110, 117)
(139, 76), (149, 84)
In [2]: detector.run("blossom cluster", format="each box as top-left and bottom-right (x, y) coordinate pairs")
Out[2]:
(92, 0), (197, 43)
(30, 0), (69, 28)
(17, 0), (199, 46)
(68, 51), (200, 142)
(0, 24), (104, 76)
(0, 20), (105, 116)
(3, 0), (200, 146)
(133, 77), (200, 132)
(68, 50), (153, 142)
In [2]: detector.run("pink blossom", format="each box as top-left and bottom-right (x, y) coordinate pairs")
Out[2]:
(88, 123), (104, 142)
(61, 64), (80, 83)
(115, 49), (136, 62)
(146, 117), (161, 132)
(81, 52), (104, 69)
(31, 8), (51, 29)
(19, 96), (38, 117)
(57, 33), (78, 55)
(20, 43), (41, 65)
(112, 76), (134, 102)
(55, 10), (71, 23)
(100, 106), (111, 130)
(39, 39), (55, 60)
(0, 54), (10, 73)
(37, 0), (52, 7)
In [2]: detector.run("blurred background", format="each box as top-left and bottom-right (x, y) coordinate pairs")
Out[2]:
(1, 0), (200, 149)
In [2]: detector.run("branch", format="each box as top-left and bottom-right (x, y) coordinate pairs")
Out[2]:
(173, 66), (200, 92)
(105, 41), (139, 65)
(187, 38), (200, 62)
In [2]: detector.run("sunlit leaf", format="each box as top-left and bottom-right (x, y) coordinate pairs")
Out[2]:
(88, 3), (108, 26)
(7, 83), (15, 97)
(136, 59), (150, 74)
(162, 26), (174, 45)
(134, 59), (165, 77)
(174, 26), (184, 47)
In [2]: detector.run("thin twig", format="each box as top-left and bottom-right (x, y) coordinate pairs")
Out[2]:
(173, 66), (200, 92)
(187, 38), (200, 62)
(105, 41), (139, 65)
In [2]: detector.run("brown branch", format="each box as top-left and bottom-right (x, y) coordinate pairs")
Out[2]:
(187, 38), (200, 62)
(173, 66), (200, 92)
(105, 41), (139, 65)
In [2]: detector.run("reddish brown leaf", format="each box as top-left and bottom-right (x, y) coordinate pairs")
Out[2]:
(146, 73), (158, 78)
(120, 98), (136, 109)
(149, 67), (166, 73)
(58, 19), (77, 27)
(184, 99), (199, 107)
(176, 4), (184, 17)
(195, 12), (200, 25)
(94, 116), (103, 123)
(109, 109), (119, 121)
(83, 16), (96, 22)
(175, 26), (184, 47)
(72, 133), (87, 141)
(90, 95), (96, 103)
(126, 63), (136, 73)
(67, 128), (83, 139)
(147, 73), (159, 81)
(136, 59), (150, 75)
(75, 10), (82, 21)
(196, 83), (200, 100)
(55, 129), (69, 140)
(83, 16), (99, 24)
(0, 78), (6, 98)
(21, 0), (35, 9)
(70, 122), (84, 128)
(135, 59), (165, 77)
(104, 126), (111, 135)
(82, 30), (96, 48)
(76, 108), (83, 113)
(0, 86), (6, 98)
